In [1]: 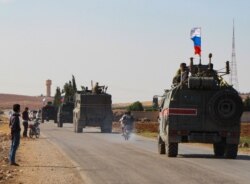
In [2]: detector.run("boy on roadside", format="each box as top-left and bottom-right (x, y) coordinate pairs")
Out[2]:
(9, 104), (21, 166)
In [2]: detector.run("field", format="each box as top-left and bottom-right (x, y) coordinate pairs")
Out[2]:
(0, 94), (53, 110)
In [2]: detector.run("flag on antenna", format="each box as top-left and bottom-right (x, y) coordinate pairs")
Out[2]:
(190, 27), (201, 56)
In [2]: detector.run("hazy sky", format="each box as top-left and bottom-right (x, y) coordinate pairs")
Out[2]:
(0, 0), (249, 102)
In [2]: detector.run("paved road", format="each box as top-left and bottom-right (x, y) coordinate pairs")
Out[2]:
(40, 122), (250, 184)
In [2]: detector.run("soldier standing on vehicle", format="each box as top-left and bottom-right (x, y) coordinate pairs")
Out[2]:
(92, 82), (99, 94)
(9, 104), (21, 166)
(172, 63), (189, 85)
(22, 107), (31, 137)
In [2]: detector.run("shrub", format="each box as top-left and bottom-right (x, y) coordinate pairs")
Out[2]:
(127, 101), (144, 111)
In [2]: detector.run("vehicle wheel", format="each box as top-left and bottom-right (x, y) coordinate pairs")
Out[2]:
(29, 129), (33, 138)
(76, 126), (82, 133)
(225, 144), (238, 159)
(213, 142), (226, 157)
(57, 121), (63, 128)
(101, 126), (112, 133)
(158, 135), (166, 154)
(37, 128), (40, 137)
(36, 129), (40, 138)
(167, 142), (178, 157)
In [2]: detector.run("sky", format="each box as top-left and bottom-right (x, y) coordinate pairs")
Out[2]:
(0, 0), (250, 103)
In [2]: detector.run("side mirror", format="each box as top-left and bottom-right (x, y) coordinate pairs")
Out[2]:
(152, 96), (159, 110)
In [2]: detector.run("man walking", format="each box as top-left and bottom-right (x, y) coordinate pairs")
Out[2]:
(22, 107), (30, 137)
(9, 104), (21, 166)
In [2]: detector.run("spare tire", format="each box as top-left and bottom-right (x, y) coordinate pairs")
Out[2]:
(208, 90), (243, 126)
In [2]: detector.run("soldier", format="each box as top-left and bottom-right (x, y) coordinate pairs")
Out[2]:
(92, 82), (99, 94)
(172, 63), (189, 85)
(92, 82), (105, 94)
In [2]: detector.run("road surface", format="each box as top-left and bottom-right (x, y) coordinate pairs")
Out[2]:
(40, 122), (250, 184)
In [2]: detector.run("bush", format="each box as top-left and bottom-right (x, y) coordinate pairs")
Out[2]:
(244, 96), (250, 111)
(127, 101), (144, 111)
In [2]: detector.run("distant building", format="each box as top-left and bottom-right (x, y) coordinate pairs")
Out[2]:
(46, 79), (52, 97)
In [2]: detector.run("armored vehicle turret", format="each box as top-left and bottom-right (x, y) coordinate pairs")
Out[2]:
(57, 102), (74, 127)
(73, 84), (113, 133)
(157, 54), (243, 159)
(41, 101), (57, 123)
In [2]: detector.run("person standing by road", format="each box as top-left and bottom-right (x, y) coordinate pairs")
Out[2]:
(22, 107), (31, 137)
(9, 104), (21, 166)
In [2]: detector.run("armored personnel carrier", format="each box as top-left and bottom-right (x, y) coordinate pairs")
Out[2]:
(157, 54), (243, 159)
(73, 85), (113, 133)
(41, 101), (57, 123)
(57, 102), (74, 127)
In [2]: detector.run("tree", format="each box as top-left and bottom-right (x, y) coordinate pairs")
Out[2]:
(127, 101), (144, 111)
(72, 75), (77, 92)
(244, 96), (250, 111)
(53, 87), (62, 107)
(63, 81), (75, 102)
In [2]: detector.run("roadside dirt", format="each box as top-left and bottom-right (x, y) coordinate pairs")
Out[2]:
(0, 115), (84, 184)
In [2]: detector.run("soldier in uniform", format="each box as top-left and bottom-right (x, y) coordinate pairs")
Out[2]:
(172, 63), (189, 85)
(92, 82), (105, 94)
(92, 82), (99, 94)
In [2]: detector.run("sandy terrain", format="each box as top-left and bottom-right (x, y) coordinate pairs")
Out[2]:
(0, 94), (53, 110)
(0, 115), (84, 184)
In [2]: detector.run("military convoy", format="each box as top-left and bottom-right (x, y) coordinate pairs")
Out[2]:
(157, 54), (243, 159)
(73, 84), (113, 133)
(41, 102), (57, 123)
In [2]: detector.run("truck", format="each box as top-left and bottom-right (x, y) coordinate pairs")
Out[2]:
(157, 54), (243, 159)
(73, 86), (113, 133)
(57, 102), (74, 127)
(41, 102), (57, 123)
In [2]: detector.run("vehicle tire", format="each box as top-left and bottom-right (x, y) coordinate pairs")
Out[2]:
(57, 121), (63, 128)
(167, 142), (178, 157)
(158, 135), (166, 154)
(213, 142), (226, 157)
(29, 129), (33, 138)
(76, 126), (82, 133)
(36, 128), (40, 138)
(225, 144), (238, 159)
(208, 90), (243, 126)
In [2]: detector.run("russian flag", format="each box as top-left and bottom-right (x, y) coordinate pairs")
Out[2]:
(190, 27), (201, 56)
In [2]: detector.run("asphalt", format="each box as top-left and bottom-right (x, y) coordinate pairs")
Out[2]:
(40, 122), (250, 184)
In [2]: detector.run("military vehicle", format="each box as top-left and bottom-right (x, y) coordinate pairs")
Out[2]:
(57, 102), (74, 127)
(156, 54), (243, 159)
(73, 84), (113, 133)
(41, 102), (57, 123)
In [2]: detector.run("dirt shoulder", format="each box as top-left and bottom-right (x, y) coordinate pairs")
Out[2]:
(0, 115), (84, 184)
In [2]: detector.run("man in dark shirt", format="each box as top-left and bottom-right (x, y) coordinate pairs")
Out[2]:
(22, 107), (30, 137)
(9, 104), (21, 166)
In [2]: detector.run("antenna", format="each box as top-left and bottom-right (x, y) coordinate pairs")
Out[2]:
(229, 20), (239, 91)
